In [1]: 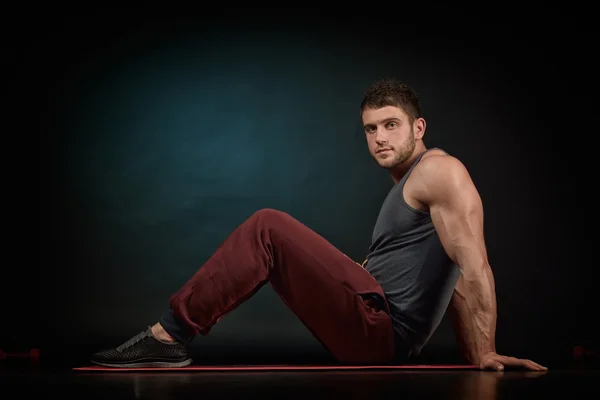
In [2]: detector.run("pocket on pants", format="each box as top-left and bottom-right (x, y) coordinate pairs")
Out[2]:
(358, 292), (388, 314)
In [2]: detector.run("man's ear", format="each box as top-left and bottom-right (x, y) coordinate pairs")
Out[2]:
(414, 117), (426, 140)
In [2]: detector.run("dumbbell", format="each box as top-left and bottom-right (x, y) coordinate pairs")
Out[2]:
(0, 348), (40, 361)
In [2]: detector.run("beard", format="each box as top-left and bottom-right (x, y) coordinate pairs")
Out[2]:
(374, 127), (416, 169)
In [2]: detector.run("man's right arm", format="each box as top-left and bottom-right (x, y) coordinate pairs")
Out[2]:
(447, 275), (483, 364)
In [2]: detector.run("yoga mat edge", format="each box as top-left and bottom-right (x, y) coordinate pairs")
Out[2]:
(73, 364), (479, 372)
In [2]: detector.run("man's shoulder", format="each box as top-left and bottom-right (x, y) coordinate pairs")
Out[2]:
(408, 151), (474, 205)
(414, 150), (467, 181)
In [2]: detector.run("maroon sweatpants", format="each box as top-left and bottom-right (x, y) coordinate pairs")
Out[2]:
(168, 208), (396, 364)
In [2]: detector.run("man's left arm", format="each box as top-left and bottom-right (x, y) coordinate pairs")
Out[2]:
(413, 155), (546, 371)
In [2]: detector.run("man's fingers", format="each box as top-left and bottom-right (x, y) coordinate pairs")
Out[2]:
(501, 358), (548, 371)
(481, 355), (548, 372)
(523, 359), (548, 371)
(506, 358), (547, 371)
(482, 359), (504, 371)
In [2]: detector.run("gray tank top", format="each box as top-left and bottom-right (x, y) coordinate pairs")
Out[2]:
(365, 148), (462, 357)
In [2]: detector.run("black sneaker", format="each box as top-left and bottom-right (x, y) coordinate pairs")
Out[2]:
(90, 326), (192, 368)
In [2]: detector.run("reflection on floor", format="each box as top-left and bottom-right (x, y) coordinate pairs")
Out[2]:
(1, 360), (598, 399)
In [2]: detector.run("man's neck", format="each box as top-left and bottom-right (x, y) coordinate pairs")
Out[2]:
(389, 144), (428, 184)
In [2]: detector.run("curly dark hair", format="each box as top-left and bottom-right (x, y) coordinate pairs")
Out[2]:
(360, 78), (422, 123)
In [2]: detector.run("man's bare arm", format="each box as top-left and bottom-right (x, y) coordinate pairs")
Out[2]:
(447, 273), (496, 364)
(413, 155), (496, 362)
(413, 155), (545, 371)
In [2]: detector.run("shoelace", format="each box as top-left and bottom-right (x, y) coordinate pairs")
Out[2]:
(116, 328), (150, 352)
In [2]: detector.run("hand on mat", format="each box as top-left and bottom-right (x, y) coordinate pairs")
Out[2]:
(479, 352), (547, 371)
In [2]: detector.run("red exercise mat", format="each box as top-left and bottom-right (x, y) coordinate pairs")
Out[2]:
(73, 364), (478, 372)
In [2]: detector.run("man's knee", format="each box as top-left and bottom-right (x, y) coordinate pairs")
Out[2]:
(251, 208), (289, 222)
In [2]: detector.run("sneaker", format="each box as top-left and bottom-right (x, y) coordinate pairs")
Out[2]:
(90, 326), (192, 368)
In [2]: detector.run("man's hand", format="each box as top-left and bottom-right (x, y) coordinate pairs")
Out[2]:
(479, 352), (547, 371)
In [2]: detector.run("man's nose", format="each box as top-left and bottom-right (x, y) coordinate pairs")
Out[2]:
(375, 130), (387, 144)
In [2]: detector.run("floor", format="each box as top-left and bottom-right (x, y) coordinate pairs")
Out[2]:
(1, 360), (598, 399)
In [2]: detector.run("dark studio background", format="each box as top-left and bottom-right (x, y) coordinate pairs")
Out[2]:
(15, 9), (598, 367)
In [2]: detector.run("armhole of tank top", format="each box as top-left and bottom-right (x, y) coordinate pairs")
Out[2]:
(399, 148), (448, 216)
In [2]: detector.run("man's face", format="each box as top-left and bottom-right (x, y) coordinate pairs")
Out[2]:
(362, 105), (417, 169)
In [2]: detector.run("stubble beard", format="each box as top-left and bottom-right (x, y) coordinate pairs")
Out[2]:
(377, 129), (416, 170)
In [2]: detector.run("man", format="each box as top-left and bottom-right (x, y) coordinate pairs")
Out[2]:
(91, 78), (546, 371)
